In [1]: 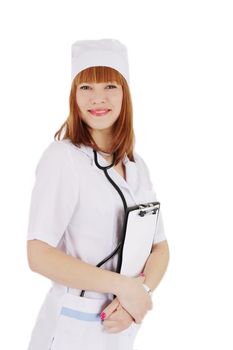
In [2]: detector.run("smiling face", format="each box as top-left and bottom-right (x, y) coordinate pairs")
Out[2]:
(76, 82), (123, 133)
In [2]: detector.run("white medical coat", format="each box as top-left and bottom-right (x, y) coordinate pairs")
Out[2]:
(26, 139), (167, 349)
(27, 138), (166, 296)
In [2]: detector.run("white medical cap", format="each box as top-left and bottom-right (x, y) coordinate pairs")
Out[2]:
(71, 38), (130, 84)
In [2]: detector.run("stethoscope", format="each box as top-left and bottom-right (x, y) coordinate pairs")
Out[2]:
(74, 148), (159, 298)
(79, 149), (128, 297)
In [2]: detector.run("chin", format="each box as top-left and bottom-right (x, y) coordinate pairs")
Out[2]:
(87, 118), (117, 129)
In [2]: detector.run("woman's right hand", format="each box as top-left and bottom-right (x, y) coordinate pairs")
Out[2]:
(116, 275), (153, 324)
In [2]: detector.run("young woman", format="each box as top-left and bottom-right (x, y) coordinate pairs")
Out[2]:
(26, 38), (169, 350)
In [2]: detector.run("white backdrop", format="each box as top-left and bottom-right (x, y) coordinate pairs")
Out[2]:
(0, 0), (232, 349)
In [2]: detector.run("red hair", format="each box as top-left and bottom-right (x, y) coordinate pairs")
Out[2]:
(54, 66), (135, 165)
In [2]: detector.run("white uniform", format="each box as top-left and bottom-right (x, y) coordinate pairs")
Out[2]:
(26, 138), (166, 350)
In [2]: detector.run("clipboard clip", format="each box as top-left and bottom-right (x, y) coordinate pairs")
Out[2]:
(138, 203), (160, 217)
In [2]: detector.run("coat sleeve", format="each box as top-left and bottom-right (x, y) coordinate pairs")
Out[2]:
(134, 152), (167, 244)
(26, 140), (80, 247)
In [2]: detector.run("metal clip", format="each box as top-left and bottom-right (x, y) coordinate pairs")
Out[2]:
(139, 205), (159, 217)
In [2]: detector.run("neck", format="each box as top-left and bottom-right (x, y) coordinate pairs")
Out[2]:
(91, 129), (113, 154)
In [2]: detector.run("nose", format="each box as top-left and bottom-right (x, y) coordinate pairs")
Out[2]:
(90, 89), (107, 104)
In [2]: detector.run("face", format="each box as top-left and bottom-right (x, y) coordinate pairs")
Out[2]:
(76, 81), (123, 133)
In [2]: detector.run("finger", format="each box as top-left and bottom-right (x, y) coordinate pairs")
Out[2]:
(103, 320), (120, 332)
(101, 297), (120, 320)
(103, 319), (118, 327)
(103, 320), (128, 333)
(105, 326), (123, 334)
(134, 318), (143, 324)
(116, 303), (123, 311)
(104, 309), (119, 321)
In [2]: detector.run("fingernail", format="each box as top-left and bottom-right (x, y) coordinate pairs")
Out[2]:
(140, 272), (145, 277)
(100, 312), (106, 320)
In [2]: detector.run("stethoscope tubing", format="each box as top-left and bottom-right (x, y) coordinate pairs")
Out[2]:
(79, 149), (128, 297)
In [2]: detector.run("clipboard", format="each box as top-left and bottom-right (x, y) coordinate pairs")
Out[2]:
(116, 201), (160, 277)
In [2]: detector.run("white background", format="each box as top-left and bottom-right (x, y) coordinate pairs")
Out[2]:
(0, 0), (232, 349)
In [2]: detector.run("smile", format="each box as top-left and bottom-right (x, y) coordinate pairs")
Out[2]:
(88, 109), (111, 117)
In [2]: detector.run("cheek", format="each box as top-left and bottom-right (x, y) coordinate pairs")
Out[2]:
(111, 92), (123, 108)
(76, 93), (88, 108)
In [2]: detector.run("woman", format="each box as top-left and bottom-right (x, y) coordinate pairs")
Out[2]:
(26, 38), (169, 350)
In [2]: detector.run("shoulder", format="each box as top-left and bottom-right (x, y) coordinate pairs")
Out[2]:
(38, 138), (81, 160)
(38, 139), (69, 160)
(133, 150), (149, 173)
(35, 139), (75, 175)
(133, 150), (154, 190)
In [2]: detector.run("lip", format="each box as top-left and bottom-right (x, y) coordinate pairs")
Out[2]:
(88, 109), (111, 116)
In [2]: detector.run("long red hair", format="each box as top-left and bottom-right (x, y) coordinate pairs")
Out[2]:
(54, 66), (135, 165)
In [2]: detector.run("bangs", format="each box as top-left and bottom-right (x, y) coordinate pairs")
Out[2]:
(74, 66), (125, 85)
(55, 64), (134, 163)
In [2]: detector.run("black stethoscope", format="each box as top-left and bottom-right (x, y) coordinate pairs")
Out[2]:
(80, 149), (128, 297)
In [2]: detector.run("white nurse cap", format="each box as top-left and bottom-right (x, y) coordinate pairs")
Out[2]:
(71, 38), (130, 84)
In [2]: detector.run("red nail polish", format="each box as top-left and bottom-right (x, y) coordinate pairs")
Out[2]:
(100, 312), (106, 320)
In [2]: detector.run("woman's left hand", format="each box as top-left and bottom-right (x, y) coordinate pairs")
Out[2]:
(101, 297), (134, 333)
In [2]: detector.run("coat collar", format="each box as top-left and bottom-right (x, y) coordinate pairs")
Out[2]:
(78, 143), (130, 165)
(76, 143), (140, 200)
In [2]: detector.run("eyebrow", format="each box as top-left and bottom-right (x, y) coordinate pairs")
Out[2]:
(79, 82), (118, 85)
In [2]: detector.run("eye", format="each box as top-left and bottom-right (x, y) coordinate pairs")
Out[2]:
(80, 85), (90, 90)
(106, 85), (117, 89)
(79, 84), (118, 90)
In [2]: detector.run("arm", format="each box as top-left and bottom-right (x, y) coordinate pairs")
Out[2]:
(27, 239), (127, 296)
(142, 239), (170, 292)
(101, 240), (169, 332)
(27, 239), (152, 323)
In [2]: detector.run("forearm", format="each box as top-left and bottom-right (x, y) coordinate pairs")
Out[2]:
(142, 240), (170, 292)
(27, 240), (127, 296)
